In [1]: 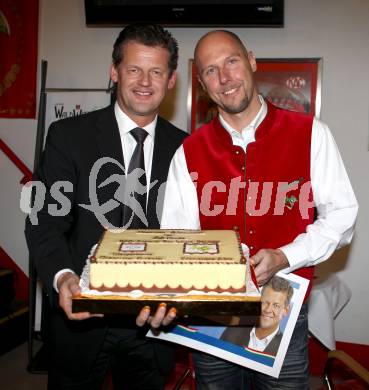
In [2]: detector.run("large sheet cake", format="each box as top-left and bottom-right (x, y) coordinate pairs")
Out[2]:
(89, 229), (247, 294)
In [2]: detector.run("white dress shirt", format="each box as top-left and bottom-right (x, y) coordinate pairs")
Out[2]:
(248, 326), (280, 352)
(114, 102), (157, 191)
(53, 103), (157, 291)
(161, 96), (358, 272)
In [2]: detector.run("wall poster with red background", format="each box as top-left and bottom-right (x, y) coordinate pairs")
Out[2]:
(0, 0), (39, 118)
(255, 58), (322, 118)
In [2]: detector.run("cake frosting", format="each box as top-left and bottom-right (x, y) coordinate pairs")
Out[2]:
(89, 229), (246, 294)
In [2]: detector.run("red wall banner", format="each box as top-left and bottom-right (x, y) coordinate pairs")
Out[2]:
(0, 0), (38, 118)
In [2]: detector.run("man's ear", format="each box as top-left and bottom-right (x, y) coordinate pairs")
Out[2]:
(110, 63), (118, 83)
(248, 51), (257, 73)
(283, 304), (290, 317)
(197, 75), (206, 92)
(167, 70), (177, 90)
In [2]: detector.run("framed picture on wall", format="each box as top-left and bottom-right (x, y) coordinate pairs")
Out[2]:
(187, 57), (322, 133)
(255, 58), (322, 118)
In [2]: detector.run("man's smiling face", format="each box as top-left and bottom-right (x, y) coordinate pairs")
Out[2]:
(259, 286), (290, 333)
(195, 31), (259, 117)
(110, 41), (176, 127)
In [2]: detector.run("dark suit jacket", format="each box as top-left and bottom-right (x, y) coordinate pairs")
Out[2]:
(25, 104), (187, 376)
(220, 326), (283, 357)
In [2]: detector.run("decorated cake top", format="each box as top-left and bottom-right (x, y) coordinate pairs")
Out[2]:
(92, 229), (245, 264)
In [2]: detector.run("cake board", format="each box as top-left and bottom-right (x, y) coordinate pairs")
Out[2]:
(72, 293), (261, 318)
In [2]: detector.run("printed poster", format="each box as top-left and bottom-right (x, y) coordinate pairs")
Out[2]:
(148, 272), (309, 378)
(43, 91), (111, 143)
(0, 0), (39, 118)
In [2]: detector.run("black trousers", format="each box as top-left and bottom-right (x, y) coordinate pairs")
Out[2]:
(47, 326), (166, 390)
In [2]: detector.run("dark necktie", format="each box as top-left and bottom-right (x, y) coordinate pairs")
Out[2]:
(122, 127), (148, 228)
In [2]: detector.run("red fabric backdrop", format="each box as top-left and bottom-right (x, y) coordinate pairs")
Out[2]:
(0, 0), (38, 118)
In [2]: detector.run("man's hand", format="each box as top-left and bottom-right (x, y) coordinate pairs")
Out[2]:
(136, 303), (177, 328)
(250, 249), (289, 286)
(57, 272), (103, 320)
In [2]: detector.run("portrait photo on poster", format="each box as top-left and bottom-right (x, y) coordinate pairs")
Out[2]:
(147, 272), (309, 378)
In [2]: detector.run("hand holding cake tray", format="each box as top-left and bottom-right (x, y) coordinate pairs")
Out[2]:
(72, 229), (261, 317)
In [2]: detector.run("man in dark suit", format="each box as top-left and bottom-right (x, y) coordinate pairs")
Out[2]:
(221, 276), (293, 357)
(25, 24), (187, 390)
(222, 325), (283, 357)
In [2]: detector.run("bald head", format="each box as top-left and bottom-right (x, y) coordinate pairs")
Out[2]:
(194, 30), (248, 67)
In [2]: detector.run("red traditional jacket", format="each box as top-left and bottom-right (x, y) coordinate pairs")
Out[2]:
(183, 102), (315, 296)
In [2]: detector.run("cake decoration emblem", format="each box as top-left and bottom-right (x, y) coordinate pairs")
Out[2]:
(184, 243), (218, 254)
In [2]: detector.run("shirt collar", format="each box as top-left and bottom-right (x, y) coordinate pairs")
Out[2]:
(219, 95), (267, 142)
(250, 325), (280, 347)
(114, 102), (156, 138)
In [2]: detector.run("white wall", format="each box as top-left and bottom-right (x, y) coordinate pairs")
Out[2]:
(1, 0), (368, 345)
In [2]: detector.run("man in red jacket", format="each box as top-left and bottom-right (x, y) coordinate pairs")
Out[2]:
(161, 30), (358, 389)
